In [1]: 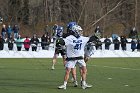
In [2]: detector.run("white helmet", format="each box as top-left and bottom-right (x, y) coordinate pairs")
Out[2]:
(72, 25), (82, 31)
(71, 25), (83, 38)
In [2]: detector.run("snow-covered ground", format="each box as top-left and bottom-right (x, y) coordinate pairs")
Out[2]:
(0, 42), (140, 58)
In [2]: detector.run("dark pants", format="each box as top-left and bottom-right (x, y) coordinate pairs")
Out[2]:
(0, 45), (4, 50)
(32, 47), (37, 51)
(9, 48), (13, 50)
(17, 46), (22, 51)
(25, 48), (29, 51)
(105, 45), (110, 50)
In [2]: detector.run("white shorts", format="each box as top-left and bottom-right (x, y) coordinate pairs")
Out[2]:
(84, 50), (94, 57)
(65, 59), (86, 68)
(84, 52), (91, 57)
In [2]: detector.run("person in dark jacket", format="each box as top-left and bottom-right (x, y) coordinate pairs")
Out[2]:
(131, 38), (137, 52)
(94, 26), (102, 39)
(7, 25), (13, 39)
(137, 39), (140, 52)
(129, 27), (138, 39)
(1, 24), (7, 40)
(0, 35), (4, 50)
(8, 37), (14, 50)
(120, 36), (128, 51)
(104, 37), (111, 50)
(95, 38), (102, 50)
(13, 25), (19, 39)
(30, 34), (39, 51)
(113, 38), (120, 50)
(41, 33), (51, 50)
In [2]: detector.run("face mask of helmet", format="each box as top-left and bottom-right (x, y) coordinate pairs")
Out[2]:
(71, 25), (83, 38)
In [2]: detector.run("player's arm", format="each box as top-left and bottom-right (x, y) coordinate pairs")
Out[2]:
(88, 35), (98, 43)
(56, 38), (66, 49)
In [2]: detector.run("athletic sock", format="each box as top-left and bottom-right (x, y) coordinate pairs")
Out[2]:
(64, 81), (67, 86)
(82, 81), (86, 85)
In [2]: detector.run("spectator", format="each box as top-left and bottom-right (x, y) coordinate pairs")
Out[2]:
(8, 37), (14, 50)
(24, 36), (30, 51)
(0, 35), (4, 50)
(15, 35), (23, 51)
(112, 34), (119, 41)
(137, 39), (140, 52)
(129, 27), (138, 39)
(44, 25), (49, 34)
(120, 36), (128, 51)
(131, 38), (137, 52)
(13, 25), (19, 39)
(95, 26), (101, 33)
(0, 17), (3, 23)
(95, 38), (102, 50)
(94, 26), (102, 39)
(104, 37), (111, 50)
(7, 25), (12, 39)
(30, 34), (39, 51)
(113, 38), (120, 50)
(7, 25), (13, 39)
(41, 33), (51, 50)
(1, 24), (7, 40)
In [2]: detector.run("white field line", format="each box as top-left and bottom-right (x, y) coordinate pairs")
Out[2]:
(88, 65), (140, 71)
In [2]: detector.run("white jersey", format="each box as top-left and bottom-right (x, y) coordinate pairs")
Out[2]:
(65, 35), (89, 57)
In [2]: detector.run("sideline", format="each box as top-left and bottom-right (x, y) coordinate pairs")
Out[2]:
(88, 64), (140, 71)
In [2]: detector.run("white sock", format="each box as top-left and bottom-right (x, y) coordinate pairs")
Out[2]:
(64, 81), (67, 86)
(82, 81), (86, 85)
(80, 77), (82, 81)
(52, 64), (54, 67)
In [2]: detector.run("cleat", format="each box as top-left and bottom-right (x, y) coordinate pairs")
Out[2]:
(51, 66), (55, 70)
(58, 85), (66, 89)
(82, 83), (92, 89)
(73, 81), (78, 87)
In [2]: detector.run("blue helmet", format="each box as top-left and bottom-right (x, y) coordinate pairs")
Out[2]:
(67, 22), (77, 27)
(56, 26), (63, 37)
(67, 22), (77, 31)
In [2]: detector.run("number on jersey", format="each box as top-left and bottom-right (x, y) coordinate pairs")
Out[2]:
(74, 43), (82, 50)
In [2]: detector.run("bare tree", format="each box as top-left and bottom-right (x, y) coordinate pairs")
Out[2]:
(0, 0), (138, 37)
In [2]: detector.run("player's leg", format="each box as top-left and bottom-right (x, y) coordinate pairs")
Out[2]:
(81, 66), (92, 89)
(81, 66), (87, 84)
(51, 50), (58, 70)
(58, 60), (76, 89)
(58, 67), (71, 89)
(78, 60), (92, 89)
(61, 51), (77, 86)
(62, 51), (77, 85)
(79, 56), (89, 85)
(71, 67), (78, 87)
(61, 50), (66, 66)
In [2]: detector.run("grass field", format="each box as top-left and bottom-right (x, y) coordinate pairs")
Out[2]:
(0, 58), (140, 93)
